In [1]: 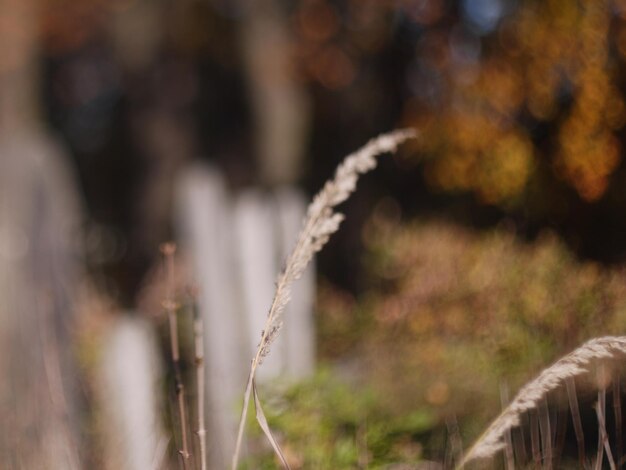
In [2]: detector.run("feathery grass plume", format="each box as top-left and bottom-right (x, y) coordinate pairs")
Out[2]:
(231, 129), (417, 470)
(460, 336), (626, 468)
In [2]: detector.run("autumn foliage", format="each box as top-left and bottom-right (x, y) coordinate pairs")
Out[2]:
(398, 0), (626, 205)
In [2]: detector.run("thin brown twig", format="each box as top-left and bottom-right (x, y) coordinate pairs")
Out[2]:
(189, 287), (207, 470)
(161, 243), (191, 469)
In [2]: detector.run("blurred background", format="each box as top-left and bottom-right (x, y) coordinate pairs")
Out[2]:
(4, 0), (626, 468)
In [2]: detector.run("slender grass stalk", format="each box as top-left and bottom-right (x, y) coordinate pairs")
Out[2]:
(530, 411), (540, 469)
(230, 129), (417, 470)
(595, 378), (605, 470)
(160, 243), (191, 469)
(595, 387), (616, 470)
(566, 377), (586, 467)
(538, 399), (552, 469)
(553, 407), (568, 469)
(613, 377), (622, 468)
(189, 287), (207, 470)
(513, 426), (527, 465)
(460, 336), (626, 468)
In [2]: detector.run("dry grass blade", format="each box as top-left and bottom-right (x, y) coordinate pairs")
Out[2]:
(553, 407), (568, 469)
(595, 387), (605, 470)
(595, 392), (616, 470)
(613, 378), (622, 467)
(538, 399), (552, 469)
(253, 380), (291, 469)
(190, 289), (207, 470)
(230, 129), (417, 470)
(513, 425), (527, 465)
(460, 336), (626, 468)
(566, 377), (586, 467)
(530, 411), (540, 469)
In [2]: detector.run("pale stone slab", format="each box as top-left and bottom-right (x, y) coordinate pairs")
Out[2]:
(175, 164), (245, 468)
(233, 189), (285, 380)
(100, 315), (165, 470)
(275, 187), (316, 379)
(0, 132), (82, 469)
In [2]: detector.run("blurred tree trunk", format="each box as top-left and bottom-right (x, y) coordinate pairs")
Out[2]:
(237, 0), (315, 380)
(239, 0), (310, 185)
(0, 0), (83, 467)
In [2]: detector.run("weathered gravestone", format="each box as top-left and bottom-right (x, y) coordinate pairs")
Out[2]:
(176, 164), (245, 468)
(99, 315), (166, 470)
(0, 133), (83, 469)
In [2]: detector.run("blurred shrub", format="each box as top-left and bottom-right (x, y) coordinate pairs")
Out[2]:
(255, 217), (626, 466)
(250, 218), (626, 467)
(357, 216), (626, 439)
(247, 369), (435, 469)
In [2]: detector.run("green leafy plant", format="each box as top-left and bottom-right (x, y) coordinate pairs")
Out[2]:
(246, 369), (435, 469)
